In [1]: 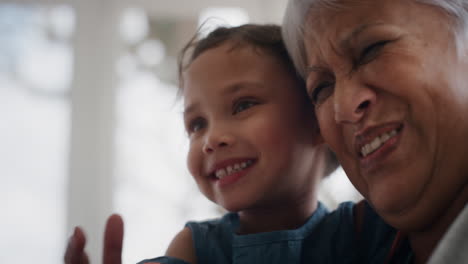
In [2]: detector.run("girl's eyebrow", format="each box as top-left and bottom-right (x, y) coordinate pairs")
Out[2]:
(223, 81), (265, 95)
(183, 102), (200, 119)
(183, 81), (265, 117)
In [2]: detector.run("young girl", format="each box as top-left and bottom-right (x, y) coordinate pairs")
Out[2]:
(65, 24), (365, 264)
(138, 24), (350, 264)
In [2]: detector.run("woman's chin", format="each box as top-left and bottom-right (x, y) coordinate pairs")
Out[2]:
(373, 197), (445, 234)
(368, 186), (425, 229)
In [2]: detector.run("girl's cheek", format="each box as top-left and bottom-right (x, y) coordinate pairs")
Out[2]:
(186, 147), (196, 175)
(186, 141), (202, 178)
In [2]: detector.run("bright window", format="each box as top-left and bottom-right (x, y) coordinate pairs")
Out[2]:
(0, 4), (73, 263)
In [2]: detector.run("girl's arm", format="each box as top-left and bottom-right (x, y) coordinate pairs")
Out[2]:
(165, 227), (197, 264)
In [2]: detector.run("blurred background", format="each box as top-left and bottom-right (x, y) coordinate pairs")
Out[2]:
(0, 0), (362, 263)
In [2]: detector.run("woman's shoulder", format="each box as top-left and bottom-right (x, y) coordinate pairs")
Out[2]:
(428, 204), (468, 263)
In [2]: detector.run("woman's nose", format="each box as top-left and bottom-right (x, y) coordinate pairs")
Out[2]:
(202, 126), (235, 154)
(333, 78), (376, 124)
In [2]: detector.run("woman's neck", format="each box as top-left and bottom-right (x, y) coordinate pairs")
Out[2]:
(236, 195), (318, 235)
(409, 185), (468, 264)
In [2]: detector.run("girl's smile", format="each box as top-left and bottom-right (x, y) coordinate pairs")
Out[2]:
(208, 158), (256, 187)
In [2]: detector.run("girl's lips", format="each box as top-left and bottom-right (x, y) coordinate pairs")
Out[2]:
(208, 158), (255, 176)
(211, 159), (257, 188)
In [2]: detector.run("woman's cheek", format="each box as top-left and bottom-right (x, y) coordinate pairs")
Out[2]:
(316, 104), (337, 143)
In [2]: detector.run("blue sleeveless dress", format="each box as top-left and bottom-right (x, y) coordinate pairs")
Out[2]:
(138, 201), (405, 264)
(138, 202), (364, 264)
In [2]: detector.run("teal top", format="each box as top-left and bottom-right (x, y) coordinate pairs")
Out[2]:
(139, 202), (362, 264)
(137, 201), (408, 264)
(188, 202), (336, 263)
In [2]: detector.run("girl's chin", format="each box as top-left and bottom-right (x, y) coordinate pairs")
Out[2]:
(220, 202), (246, 213)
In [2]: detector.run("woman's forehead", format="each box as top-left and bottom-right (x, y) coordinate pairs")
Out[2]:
(303, 0), (435, 48)
(302, 0), (455, 68)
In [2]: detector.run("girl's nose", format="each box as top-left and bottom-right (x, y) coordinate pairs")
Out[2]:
(202, 128), (235, 154)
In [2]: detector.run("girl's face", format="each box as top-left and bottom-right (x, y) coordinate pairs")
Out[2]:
(183, 43), (321, 212)
(304, 0), (468, 229)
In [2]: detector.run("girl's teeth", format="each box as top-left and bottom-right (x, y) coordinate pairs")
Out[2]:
(361, 129), (398, 157)
(215, 160), (253, 179)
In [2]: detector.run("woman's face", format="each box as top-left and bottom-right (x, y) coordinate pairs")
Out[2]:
(304, 0), (468, 229)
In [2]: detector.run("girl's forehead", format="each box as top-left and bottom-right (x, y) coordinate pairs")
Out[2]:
(182, 47), (274, 89)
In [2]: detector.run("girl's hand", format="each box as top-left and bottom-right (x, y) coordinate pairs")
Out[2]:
(64, 226), (89, 264)
(64, 214), (124, 264)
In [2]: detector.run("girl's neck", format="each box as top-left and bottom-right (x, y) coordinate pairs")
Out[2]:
(236, 195), (318, 235)
(409, 185), (468, 264)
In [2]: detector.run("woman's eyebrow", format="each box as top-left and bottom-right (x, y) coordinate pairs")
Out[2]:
(307, 65), (329, 75)
(340, 22), (386, 49)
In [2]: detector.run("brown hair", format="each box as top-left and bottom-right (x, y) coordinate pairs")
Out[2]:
(178, 24), (301, 89)
(178, 23), (339, 177)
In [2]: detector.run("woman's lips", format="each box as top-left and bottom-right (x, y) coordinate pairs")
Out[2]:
(356, 123), (404, 171)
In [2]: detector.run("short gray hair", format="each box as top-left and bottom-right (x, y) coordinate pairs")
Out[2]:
(282, 0), (468, 78)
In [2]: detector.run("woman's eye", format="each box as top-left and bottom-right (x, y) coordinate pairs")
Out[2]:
(233, 100), (257, 115)
(187, 117), (206, 134)
(311, 81), (334, 106)
(357, 40), (390, 66)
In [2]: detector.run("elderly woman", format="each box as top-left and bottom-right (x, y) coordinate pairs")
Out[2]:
(282, 0), (468, 263)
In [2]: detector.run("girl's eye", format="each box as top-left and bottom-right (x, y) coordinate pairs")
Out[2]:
(232, 100), (257, 115)
(310, 81), (334, 106)
(187, 117), (206, 134)
(357, 40), (390, 66)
